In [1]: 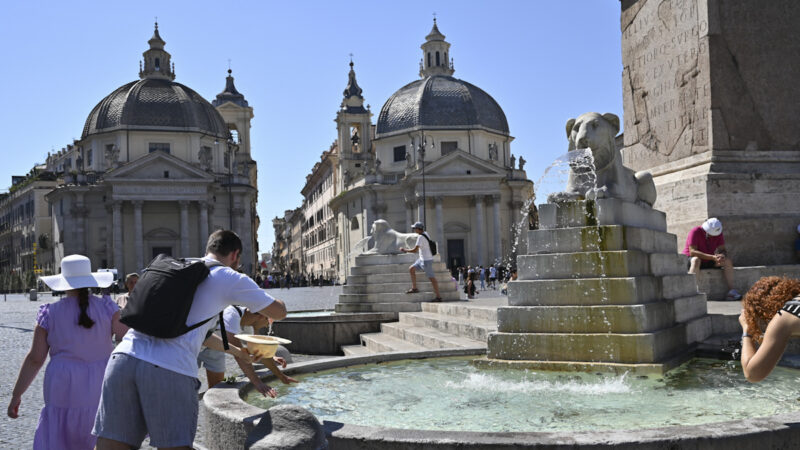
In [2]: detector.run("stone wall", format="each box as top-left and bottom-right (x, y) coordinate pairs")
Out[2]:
(620, 0), (800, 266)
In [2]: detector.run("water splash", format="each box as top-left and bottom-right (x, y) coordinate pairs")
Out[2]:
(446, 371), (631, 395)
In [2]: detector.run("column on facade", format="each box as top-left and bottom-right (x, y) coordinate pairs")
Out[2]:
(405, 202), (413, 230)
(434, 196), (444, 251)
(199, 202), (209, 250)
(492, 194), (502, 263)
(112, 201), (123, 272)
(474, 195), (485, 266)
(133, 200), (144, 270)
(179, 201), (190, 257)
(105, 204), (113, 268)
(363, 195), (374, 233)
(417, 196), (425, 223)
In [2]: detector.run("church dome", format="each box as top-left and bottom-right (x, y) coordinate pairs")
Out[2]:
(82, 78), (229, 139)
(375, 75), (509, 138)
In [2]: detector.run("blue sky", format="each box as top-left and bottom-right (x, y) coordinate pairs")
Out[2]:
(0, 1), (623, 255)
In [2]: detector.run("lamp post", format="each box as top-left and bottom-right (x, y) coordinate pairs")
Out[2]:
(226, 134), (239, 230)
(415, 133), (434, 225)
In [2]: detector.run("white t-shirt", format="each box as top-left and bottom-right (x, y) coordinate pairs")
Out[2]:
(415, 233), (433, 261)
(113, 257), (276, 378)
(221, 305), (244, 335)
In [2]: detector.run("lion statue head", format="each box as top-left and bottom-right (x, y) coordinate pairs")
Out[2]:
(566, 112), (620, 171)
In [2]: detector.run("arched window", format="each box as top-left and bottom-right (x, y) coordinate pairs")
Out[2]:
(436, 51), (440, 66)
(350, 217), (359, 230)
(155, 58), (160, 71)
(444, 52), (448, 65)
(427, 52), (431, 68)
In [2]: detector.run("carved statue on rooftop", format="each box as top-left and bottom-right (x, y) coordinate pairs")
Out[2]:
(105, 144), (120, 170)
(198, 146), (212, 171)
(488, 143), (498, 161)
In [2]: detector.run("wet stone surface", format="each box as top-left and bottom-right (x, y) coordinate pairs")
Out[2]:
(0, 288), (340, 448)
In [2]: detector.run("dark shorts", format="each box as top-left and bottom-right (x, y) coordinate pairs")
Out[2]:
(688, 259), (717, 270)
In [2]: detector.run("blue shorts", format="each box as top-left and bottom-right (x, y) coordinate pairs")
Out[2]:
(197, 347), (227, 373)
(93, 353), (202, 448)
(411, 259), (436, 278)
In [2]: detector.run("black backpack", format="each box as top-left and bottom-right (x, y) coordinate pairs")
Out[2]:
(421, 233), (438, 256)
(120, 254), (231, 348)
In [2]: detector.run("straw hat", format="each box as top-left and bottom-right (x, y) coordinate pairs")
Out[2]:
(40, 255), (114, 291)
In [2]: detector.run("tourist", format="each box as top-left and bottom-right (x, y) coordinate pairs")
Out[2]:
(197, 305), (298, 394)
(93, 230), (287, 450)
(479, 266), (486, 290)
(683, 218), (742, 301)
(457, 266), (464, 286)
(465, 269), (477, 299)
(7, 255), (128, 449)
(489, 264), (497, 290)
(400, 221), (442, 302)
(114, 272), (139, 310)
(738, 277), (800, 382)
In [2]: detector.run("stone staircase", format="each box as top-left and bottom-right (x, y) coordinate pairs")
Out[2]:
(335, 253), (460, 314)
(341, 301), (498, 355)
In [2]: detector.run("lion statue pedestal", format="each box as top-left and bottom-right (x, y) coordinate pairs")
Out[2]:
(335, 219), (460, 315)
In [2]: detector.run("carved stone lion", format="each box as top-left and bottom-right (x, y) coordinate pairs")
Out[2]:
(547, 112), (656, 206)
(363, 219), (418, 255)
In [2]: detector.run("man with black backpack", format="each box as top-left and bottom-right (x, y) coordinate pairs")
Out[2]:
(93, 230), (287, 450)
(400, 221), (442, 302)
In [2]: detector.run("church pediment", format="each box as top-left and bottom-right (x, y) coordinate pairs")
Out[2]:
(105, 151), (215, 182)
(412, 150), (507, 177)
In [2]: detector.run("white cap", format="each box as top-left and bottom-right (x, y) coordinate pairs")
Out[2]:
(702, 218), (723, 237)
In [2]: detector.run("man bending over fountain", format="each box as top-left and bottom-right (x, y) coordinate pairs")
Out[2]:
(683, 218), (741, 301)
(400, 222), (442, 302)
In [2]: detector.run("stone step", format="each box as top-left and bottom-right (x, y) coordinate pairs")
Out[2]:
(695, 264), (800, 301)
(662, 274), (700, 299)
(341, 344), (373, 356)
(335, 302), (421, 313)
(361, 332), (426, 353)
(347, 272), (455, 285)
(496, 303), (676, 334)
(649, 253), (689, 276)
(398, 311), (497, 341)
(343, 281), (457, 295)
(338, 290), (461, 304)
(508, 277), (659, 306)
(421, 302), (499, 322)
(487, 325), (687, 364)
(538, 198), (667, 232)
(686, 315), (712, 345)
(353, 253), (420, 266)
(517, 250), (650, 279)
(527, 225), (678, 255)
(673, 294), (708, 323)
(380, 323), (487, 349)
(350, 261), (448, 275)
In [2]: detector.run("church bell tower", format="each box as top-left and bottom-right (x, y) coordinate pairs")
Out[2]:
(335, 59), (373, 191)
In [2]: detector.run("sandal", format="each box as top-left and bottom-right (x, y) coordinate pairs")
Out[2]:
(406, 288), (419, 294)
(432, 297), (443, 302)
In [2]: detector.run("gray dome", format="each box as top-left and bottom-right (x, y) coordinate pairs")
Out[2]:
(82, 78), (228, 139)
(376, 75), (509, 137)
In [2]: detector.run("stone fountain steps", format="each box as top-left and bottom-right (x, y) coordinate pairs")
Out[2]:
(338, 290), (460, 304)
(507, 275), (699, 306)
(350, 261), (448, 275)
(341, 300), (501, 355)
(538, 198), (667, 231)
(527, 225), (678, 255)
(343, 281), (458, 295)
(335, 302), (423, 313)
(488, 325), (687, 364)
(518, 250), (687, 280)
(347, 272), (454, 284)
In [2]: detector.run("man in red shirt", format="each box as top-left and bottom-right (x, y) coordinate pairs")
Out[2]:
(683, 218), (741, 301)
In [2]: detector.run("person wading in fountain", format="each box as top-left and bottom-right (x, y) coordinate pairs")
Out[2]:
(739, 277), (800, 382)
(400, 222), (442, 302)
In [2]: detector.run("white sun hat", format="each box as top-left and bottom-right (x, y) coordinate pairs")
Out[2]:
(40, 255), (114, 291)
(702, 218), (723, 237)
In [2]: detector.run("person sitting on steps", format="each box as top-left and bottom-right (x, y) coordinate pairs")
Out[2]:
(400, 222), (442, 302)
(683, 217), (742, 301)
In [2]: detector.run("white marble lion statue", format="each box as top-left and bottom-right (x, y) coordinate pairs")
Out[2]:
(547, 112), (656, 207)
(363, 219), (418, 255)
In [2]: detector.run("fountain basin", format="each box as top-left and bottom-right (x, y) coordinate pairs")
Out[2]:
(270, 312), (397, 354)
(203, 350), (800, 449)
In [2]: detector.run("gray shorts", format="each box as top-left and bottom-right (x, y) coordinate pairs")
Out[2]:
(93, 353), (202, 448)
(197, 347), (227, 373)
(411, 259), (436, 278)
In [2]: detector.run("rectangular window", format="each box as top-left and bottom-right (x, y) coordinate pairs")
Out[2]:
(393, 145), (406, 162)
(87, 149), (93, 167)
(148, 143), (170, 154)
(440, 141), (458, 156)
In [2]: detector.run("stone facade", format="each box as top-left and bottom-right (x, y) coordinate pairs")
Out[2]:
(620, 0), (800, 265)
(300, 146), (338, 280)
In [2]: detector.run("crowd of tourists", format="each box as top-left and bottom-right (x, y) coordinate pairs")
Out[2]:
(7, 230), (289, 449)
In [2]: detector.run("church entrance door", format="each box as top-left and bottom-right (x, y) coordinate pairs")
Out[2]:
(447, 239), (464, 272)
(152, 246), (173, 259)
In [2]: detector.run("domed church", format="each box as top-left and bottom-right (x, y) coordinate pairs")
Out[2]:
(45, 23), (259, 276)
(329, 20), (533, 280)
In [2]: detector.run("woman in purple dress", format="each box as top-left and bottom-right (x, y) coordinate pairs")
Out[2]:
(7, 255), (128, 449)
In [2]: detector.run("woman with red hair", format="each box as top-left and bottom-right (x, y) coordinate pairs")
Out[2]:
(739, 276), (800, 382)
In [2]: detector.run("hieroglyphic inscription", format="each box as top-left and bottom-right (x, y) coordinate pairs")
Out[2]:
(621, 0), (710, 170)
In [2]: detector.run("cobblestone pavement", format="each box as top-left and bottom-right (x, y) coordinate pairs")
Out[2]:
(0, 287), (341, 449)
